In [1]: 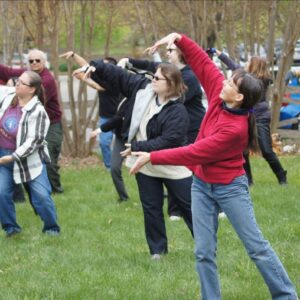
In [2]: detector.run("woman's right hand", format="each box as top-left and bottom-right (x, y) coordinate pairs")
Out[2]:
(59, 51), (74, 60)
(90, 128), (101, 139)
(129, 152), (151, 175)
(120, 143), (131, 157)
(145, 33), (182, 55)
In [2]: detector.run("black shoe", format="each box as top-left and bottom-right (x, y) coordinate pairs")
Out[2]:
(6, 229), (21, 238)
(52, 187), (64, 194)
(118, 197), (129, 203)
(277, 170), (287, 185)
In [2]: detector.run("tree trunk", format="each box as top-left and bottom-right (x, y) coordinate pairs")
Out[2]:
(271, 1), (300, 132)
(266, 0), (278, 78)
(104, 1), (114, 57)
(62, 0), (78, 156)
(35, 0), (44, 49)
(134, 0), (148, 45)
(224, 1), (236, 59)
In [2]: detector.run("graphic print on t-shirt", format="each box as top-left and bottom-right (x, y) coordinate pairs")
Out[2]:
(0, 105), (22, 150)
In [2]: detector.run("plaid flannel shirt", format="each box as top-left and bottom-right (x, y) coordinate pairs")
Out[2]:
(0, 86), (50, 183)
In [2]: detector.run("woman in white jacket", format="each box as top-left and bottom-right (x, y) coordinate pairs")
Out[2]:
(0, 71), (60, 237)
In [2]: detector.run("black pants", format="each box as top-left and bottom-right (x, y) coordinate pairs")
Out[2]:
(136, 173), (193, 255)
(110, 136), (129, 200)
(46, 122), (63, 192)
(243, 118), (286, 184)
(167, 129), (198, 216)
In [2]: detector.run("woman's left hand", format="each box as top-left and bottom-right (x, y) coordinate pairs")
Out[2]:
(0, 155), (13, 164)
(129, 152), (151, 175)
(120, 143), (131, 157)
(145, 33), (182, 55)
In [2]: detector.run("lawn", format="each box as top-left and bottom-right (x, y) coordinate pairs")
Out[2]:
(0, 155), (299, 300)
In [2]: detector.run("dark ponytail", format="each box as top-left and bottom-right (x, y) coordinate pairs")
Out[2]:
(232, 69), (263, 152)
(248, 113), (259, 152)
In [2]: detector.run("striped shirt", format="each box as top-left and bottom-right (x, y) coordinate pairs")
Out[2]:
(0, 86), (50, 183)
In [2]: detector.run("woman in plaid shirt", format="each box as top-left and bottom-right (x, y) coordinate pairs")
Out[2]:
(0, 71), (60, 237)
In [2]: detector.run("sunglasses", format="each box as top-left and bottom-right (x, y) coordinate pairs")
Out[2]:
(166, 48), (177, 53)
(153, 75), (167, 81)
(29, 59), (41, 64)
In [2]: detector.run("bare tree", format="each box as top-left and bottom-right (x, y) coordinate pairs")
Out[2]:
(271, 1), (300, 132)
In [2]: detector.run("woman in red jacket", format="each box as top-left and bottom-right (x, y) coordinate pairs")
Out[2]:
(130, 33), (298, 299)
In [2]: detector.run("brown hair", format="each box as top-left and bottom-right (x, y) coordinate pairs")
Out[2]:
(156, 63), (187, 100)
(25, 71), (46, 104)
(175, 48), (186, 64)
(246, 56), (271, 81)
(11, 71), (45, 107)
(232, 69), (263, 152)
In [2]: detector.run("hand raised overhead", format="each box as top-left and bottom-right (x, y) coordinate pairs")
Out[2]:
(144, 33), (182, 55)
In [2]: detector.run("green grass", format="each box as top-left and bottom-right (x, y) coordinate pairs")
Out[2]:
(0, 155), (299, 300)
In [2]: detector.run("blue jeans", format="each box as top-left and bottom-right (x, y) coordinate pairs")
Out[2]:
(99, 117), (113, 170)
(191, 175), (297, 300)
(0, 148), (60, 234)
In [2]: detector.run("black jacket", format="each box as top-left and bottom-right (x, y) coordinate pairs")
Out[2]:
(90, 60), (189, 150)
(129, 59), (205, 142)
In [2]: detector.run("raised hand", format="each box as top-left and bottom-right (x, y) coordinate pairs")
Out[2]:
(117, 58), (129, 69)
(145, 33), (182, 55)
(59, 51), (74, 60)
(83, 66), (96, 80)
(129, 152), (151, 175)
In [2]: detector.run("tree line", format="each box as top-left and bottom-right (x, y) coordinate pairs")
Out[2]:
(0, 0), (299, 157)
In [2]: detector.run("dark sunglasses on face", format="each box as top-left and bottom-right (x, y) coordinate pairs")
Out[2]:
(153, 75), (167, 81)
(166, 48), (176, 54)
(29, 59), (41, 64)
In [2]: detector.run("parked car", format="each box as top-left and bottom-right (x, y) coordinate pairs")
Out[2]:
(11, 52), (27, 67)
(238, 43), (267, 62)
(293, 40), (300, 65)
(279, 68), (300, 129)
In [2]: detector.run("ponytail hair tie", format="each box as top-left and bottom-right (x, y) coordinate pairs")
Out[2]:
(248, 108), (254, 113)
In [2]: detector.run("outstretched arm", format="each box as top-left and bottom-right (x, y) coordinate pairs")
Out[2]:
(60, 52), (105, 91)
(72, 67), (105, 91)
(60, 51), (88, 67)
(145, 33), (182, 55)
(146, 33), (224, 103)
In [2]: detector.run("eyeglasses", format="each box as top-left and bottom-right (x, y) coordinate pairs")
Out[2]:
(29, 59), (41, 64)
(166, 49), (176, 54)
(153, 75), (167, 81)
(224, 79), (239, 92)
(16, 78), (31, 87)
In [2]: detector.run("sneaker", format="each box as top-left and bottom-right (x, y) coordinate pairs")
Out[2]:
(151, 254), (162, 260)
(169, 215), (181, 221)
(44, 230), (60, 236)
(6, 229), (21, 238)
(118, 197), (129, 203)
(218, 212), (227, 219)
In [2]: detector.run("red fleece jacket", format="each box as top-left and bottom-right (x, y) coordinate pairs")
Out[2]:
(150, 35), (248, 184)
